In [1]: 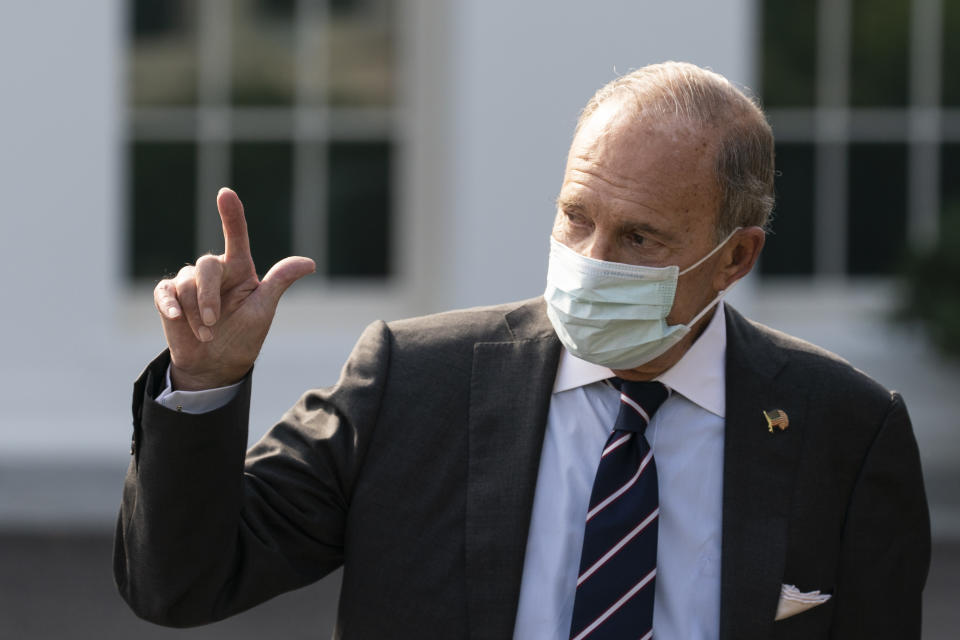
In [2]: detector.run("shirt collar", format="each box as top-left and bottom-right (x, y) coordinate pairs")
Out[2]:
(552, 302), (727, 418)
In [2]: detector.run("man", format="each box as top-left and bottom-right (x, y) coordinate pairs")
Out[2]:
(115, 62), (930, 639)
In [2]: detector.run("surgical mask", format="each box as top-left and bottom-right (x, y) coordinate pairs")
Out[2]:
(544, 228), (740, 369)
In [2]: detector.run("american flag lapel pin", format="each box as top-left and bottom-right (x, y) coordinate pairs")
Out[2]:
(763, 409), (789, 433)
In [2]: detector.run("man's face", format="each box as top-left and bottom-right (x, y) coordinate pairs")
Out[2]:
(551, 98), (728, 378)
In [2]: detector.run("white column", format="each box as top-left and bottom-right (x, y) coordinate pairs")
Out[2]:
(444, 0), (758, 309)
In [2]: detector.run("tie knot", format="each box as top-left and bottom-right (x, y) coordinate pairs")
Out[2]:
(612, 379), (670, 434)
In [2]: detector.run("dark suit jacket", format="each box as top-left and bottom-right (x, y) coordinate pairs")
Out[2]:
(114, 298), (930, 639)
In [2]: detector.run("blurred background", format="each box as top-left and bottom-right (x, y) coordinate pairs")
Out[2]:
(0, 0), (957, 637)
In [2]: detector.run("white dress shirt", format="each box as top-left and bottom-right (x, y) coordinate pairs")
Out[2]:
(513, 304), (727, 640)
(158, 304), (728, 639)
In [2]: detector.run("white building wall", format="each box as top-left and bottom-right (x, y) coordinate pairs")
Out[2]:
(0, 0), (756, 462)
(0, 0), (955, 535)
(444, 0), (758, 309)
(0, 0), (125, 458)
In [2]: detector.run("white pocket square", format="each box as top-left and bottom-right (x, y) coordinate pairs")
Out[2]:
(775, 584), (832, 621)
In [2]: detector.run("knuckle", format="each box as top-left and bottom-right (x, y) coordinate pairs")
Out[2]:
(196, 253), (219, 269)
(176, 278), (198, 302)
(154, 279), (172, 297)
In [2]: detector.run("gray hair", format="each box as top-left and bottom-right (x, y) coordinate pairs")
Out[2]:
(577, 61), (775, 236)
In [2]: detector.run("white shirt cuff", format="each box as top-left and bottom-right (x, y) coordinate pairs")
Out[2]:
(155, 365), (243, 414)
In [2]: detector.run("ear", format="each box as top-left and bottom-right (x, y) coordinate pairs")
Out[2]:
(712, 226), (766, 291)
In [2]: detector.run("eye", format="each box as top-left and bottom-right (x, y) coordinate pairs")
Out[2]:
(623, 229), (667, 256)
(564, 210), (590, 226)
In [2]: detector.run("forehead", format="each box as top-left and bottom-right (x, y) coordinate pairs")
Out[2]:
(562, 99), (720, 229)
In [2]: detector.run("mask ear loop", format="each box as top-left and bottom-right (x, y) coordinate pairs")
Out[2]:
(686, 282), (736, 329)
(676, 226), (743, 330)
(678, 227), (742, 276)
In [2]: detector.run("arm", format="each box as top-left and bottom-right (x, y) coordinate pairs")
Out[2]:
(830, 392), (930, 638)
(114, 320), (392, 627)
(115, 187), (328, 625)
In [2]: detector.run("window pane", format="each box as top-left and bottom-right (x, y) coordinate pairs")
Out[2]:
(329, 0), (394, 106)
(847, 143), (908, 274)
(760, 0), (817, 107)
(850, 0), (909, 107)
(231, 143), (294, 274)
(327, 142), (392, 277)
(761, 144), (815, 275)
(231, 0), (296, 105)
(129, 0), (198, 106)
(941, 144), (960, 214)
(130, 142), (196, 278)
(945, 2), (960, 106)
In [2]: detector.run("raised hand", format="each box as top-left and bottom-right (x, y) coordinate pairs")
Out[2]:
(153, 188), (316, 390)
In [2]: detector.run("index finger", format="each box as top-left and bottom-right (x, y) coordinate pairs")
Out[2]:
(217, 187), (251, 262)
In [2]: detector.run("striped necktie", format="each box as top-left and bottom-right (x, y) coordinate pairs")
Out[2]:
(569, 378), (670, 640)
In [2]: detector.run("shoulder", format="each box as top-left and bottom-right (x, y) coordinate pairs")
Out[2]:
(726, 306), (894, 407)
(386, 297), (549, 347)
(388, 300), (519, 337)
(370, 297), (553, 374)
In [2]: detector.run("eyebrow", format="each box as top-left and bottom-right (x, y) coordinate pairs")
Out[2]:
(555, 195), (586, 211)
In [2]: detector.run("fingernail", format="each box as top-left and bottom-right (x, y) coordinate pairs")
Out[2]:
(202, 308), (216, 326)
(198, 326), (213, 342)
(167, 307), (181, 318)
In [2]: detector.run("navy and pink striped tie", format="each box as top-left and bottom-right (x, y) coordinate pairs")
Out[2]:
(569, 379), (670, 640)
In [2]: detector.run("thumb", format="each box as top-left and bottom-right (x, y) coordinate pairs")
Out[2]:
(258, 256), (317, 305)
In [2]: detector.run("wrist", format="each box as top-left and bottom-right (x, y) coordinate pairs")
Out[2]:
(169, 364), (248, 391)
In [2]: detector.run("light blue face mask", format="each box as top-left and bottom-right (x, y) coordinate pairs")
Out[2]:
(544, 228), (740, 369)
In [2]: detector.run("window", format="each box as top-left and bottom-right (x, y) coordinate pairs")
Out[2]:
(127, 0), (395, 280)
(760, 0), (946, 276)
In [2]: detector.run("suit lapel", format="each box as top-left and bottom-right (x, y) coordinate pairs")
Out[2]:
(465, 300), (561, 640)
(719, 308), (809, 640)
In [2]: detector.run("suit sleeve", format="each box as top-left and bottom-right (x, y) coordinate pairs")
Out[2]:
(830, 392), (931, 639)
(114, 320), (393, 627)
